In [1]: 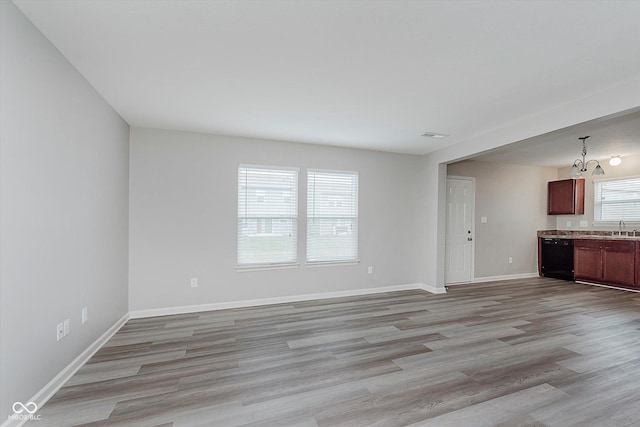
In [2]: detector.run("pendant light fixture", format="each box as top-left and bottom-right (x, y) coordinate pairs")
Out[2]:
(569, 136), (605, 178)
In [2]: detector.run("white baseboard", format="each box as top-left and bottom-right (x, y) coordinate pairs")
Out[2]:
(415, 283), (448, 294)
(129, 282), (446, 319)
(470, 272), (539, 284)
(1, 313), (130, 427)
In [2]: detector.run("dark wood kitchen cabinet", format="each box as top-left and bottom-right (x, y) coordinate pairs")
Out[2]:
(602, 241), (636, 287)
(548, 179), (584, 215)
(574, 240), (602, 283)
(574, 239), (636, 288)
(636, 242), (640, 287)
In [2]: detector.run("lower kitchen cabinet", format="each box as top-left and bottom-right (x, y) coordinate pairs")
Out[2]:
(574, 240), (602, 283)
(636, 242), (640, 287)
(574, 239), (636, 289)
(603, 241), (636, 287)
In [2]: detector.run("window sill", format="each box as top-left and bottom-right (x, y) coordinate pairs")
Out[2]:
(305, 260), (360, 268)
(236, 263), (299, 272)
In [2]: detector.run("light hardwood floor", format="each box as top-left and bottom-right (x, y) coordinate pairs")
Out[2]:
(31, 278), (640, 426)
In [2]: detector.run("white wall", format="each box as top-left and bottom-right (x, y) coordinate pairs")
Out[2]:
(0, 2), (129, 421)
(128, 127), (424, 311)
(554, 152), (640, 231)
(446, 161), (557, 279)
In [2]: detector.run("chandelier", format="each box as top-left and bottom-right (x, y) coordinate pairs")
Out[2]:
(569, 136), (605, 178)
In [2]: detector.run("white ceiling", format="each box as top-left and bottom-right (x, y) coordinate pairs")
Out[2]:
(13, 0), (640, 156)
(472, 108), (640, 168)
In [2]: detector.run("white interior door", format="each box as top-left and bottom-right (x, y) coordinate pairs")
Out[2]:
(445, 177), (474, 284)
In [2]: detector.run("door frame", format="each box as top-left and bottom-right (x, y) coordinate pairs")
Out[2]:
(445, 175), (476, 285)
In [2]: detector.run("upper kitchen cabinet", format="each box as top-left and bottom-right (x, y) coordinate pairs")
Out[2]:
(548, 179), (585, 215)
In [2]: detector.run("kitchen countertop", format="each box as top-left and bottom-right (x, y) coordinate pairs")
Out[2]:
(538, 230), (640, 241)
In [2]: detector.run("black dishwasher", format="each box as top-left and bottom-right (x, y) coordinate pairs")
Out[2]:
(541, 238), (574, 281)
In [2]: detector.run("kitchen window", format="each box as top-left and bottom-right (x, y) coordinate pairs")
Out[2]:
(237, 165), (298, 268)
(307, 169), (358, 263)
(594, 176), (640, 224)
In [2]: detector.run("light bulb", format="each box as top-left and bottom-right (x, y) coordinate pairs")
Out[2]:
(569, 165), (582, 178)
(609, 156), (622, 166)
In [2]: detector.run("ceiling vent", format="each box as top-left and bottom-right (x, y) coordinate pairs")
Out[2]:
(421, 131), (448, 139)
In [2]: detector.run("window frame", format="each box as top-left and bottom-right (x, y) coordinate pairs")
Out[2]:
(593, 175), (640, 226)
(236, 164), (299, 270)
(306, 168), (359, 265)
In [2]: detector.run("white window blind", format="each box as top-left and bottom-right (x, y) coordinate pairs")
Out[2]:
(594, 176), (640, 223)
(237, 165), (298, 266)
(307, 170), (358, 263)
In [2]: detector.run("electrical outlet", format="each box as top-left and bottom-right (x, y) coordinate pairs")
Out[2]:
(481, 216), (487, 224)
(367, 266), (373, 274)
(63, 319), (70, 336)
(508, 257), (513, 264)
(82, 307), (88, 324)
(566, 221), (572, 228)
(56, 322), (64, 341)
(191, 277), (198, 288)
(580, 220), (588, 228)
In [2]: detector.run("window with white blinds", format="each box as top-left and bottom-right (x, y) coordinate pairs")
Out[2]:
(307, 170), (358, 263)
(594, 176), (640, 223)
(237, 165), (298, 267)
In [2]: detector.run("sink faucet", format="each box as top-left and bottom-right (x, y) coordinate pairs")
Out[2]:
(619, 220), (626, 233)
